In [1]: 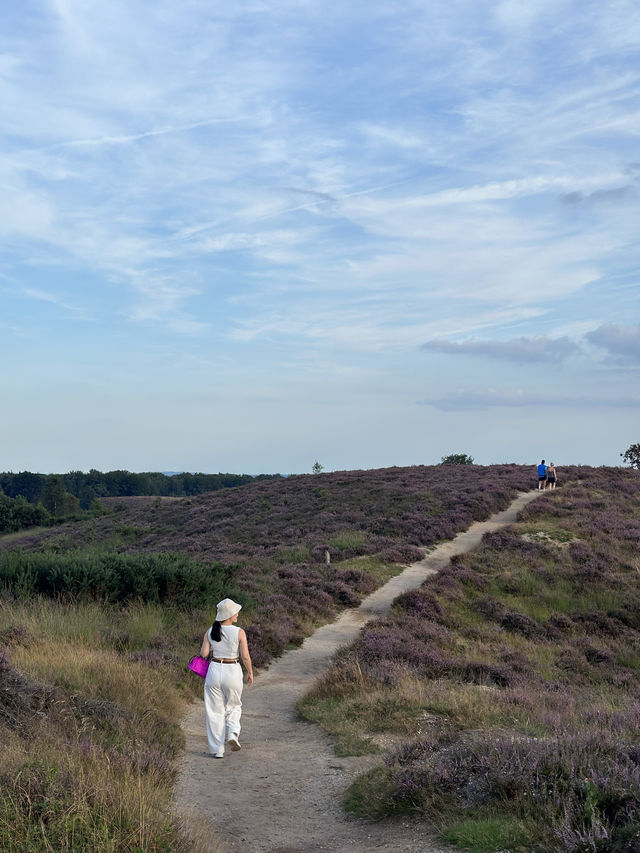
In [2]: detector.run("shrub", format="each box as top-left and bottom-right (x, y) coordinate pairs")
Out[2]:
(0, 549), (230, 610)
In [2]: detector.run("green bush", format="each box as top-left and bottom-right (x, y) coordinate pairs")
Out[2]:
(0, 549), (232, 610)
(0, 495), (50, 534)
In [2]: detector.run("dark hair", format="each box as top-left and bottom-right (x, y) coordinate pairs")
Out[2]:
(210, 621), (222, 642)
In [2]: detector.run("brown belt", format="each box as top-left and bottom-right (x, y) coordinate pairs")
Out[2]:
(211, 658), (239, 664)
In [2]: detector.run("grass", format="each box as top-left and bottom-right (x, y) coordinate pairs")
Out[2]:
(298, 672), (432, 755)
(343, 766), (398, 819)
(0, 729), (182, 853)
(0, 526), (49, 544)
(441, 814), (535, 852)
(327, 529), (367, 550)
(0, 596), (203, 852)
(297, 696), (381, 756)
(339, 554), (406, 585)
(273, 545), (312, 564)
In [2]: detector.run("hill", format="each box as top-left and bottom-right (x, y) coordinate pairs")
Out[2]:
(1, 464), (534, 665)
(1, 463), (636, 852)
(299, 465), (640, 851)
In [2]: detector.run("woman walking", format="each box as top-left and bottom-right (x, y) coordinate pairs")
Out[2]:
(200, 598), (254, 758)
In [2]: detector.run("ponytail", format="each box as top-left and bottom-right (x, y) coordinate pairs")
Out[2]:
(211, 621), (222, 642)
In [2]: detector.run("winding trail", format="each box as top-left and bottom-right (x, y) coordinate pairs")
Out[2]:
(173, 490), (540, 853)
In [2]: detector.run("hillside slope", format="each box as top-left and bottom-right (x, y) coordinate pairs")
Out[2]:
(1, 464), (535, 665)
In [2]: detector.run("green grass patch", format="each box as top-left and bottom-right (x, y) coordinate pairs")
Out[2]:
(297, 695), (380, 756)
(343, 766), (398, 818)
(441, 814), (535, 852)
(273, 545), (312, 564)
(339, 555), (406, 586)
(0, 526), (49, 543)
(328, 529), (366, 550)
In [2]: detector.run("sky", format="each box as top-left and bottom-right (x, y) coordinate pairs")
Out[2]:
(1, 0), (639, 475)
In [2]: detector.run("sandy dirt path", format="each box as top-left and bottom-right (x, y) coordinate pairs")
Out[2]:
(173, 490), (540, 853)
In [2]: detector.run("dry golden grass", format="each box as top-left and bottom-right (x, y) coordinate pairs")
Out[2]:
(12, 640), (186, 720)
(0, 596), (201, 852)
(0, 722), (184, 852)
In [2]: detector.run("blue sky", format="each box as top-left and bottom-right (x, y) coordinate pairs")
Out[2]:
(1, 0), (639, 475)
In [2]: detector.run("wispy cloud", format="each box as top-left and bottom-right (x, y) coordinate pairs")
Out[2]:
(422, 388), (640, 411)
(23, 117), (253, 154)
(21, 287), (85, 316)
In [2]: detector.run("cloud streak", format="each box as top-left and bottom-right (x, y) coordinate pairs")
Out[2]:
(21, 117), (253, 154)
(421, 335), (580, 364)
(422, 388), (640, 411)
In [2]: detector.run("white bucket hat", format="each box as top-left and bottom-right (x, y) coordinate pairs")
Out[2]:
(216, 598), (242, 622)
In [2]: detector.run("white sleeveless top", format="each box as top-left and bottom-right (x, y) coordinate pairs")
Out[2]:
(209, 625), (240, 659)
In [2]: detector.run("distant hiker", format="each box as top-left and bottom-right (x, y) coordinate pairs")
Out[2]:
(200, 598), (254, 759)
(537, 460), (548, 490)
(546, 462), (558, 489)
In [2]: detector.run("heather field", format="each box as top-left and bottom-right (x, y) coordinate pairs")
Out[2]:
(299, 467), (640, 852)
(0, 463), (534, 852)
(1, 463), (637, 852)
(0, 464), (533, 667)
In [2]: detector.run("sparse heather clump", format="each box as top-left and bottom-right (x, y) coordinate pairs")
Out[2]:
(378, 730), (640, 851)
(304, 467), (640, 851)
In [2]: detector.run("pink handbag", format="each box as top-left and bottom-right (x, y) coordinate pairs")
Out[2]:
(188, 655), (210, 678)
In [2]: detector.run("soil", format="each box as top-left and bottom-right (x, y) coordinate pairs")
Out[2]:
(173, 490), (540, 853)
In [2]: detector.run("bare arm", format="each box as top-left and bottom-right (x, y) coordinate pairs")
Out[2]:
(238, 628), (254, 685)
(199, 630), (211, 659)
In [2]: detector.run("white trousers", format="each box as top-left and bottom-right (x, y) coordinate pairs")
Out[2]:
(203, 661), (244, 755)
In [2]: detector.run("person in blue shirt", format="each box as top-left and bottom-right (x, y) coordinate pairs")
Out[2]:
(537, 460), (548, 490)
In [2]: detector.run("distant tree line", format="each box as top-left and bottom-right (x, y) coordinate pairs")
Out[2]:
(0, 469), (281, 534)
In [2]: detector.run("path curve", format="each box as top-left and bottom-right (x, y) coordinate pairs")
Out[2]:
(173, 490), (540, 853)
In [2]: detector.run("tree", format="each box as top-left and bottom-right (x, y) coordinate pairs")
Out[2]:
(0, 471), (45, 502)
(312, 461), (324, 474)
(621, 443), (640, 469)
(62, 492), (81, 516)
(440, 453), (475, 465)
(41, 475), (67, 516)
(41, 476), (80, 518)
(0, 494), (49, 532)
(11, 496), (49, 530)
